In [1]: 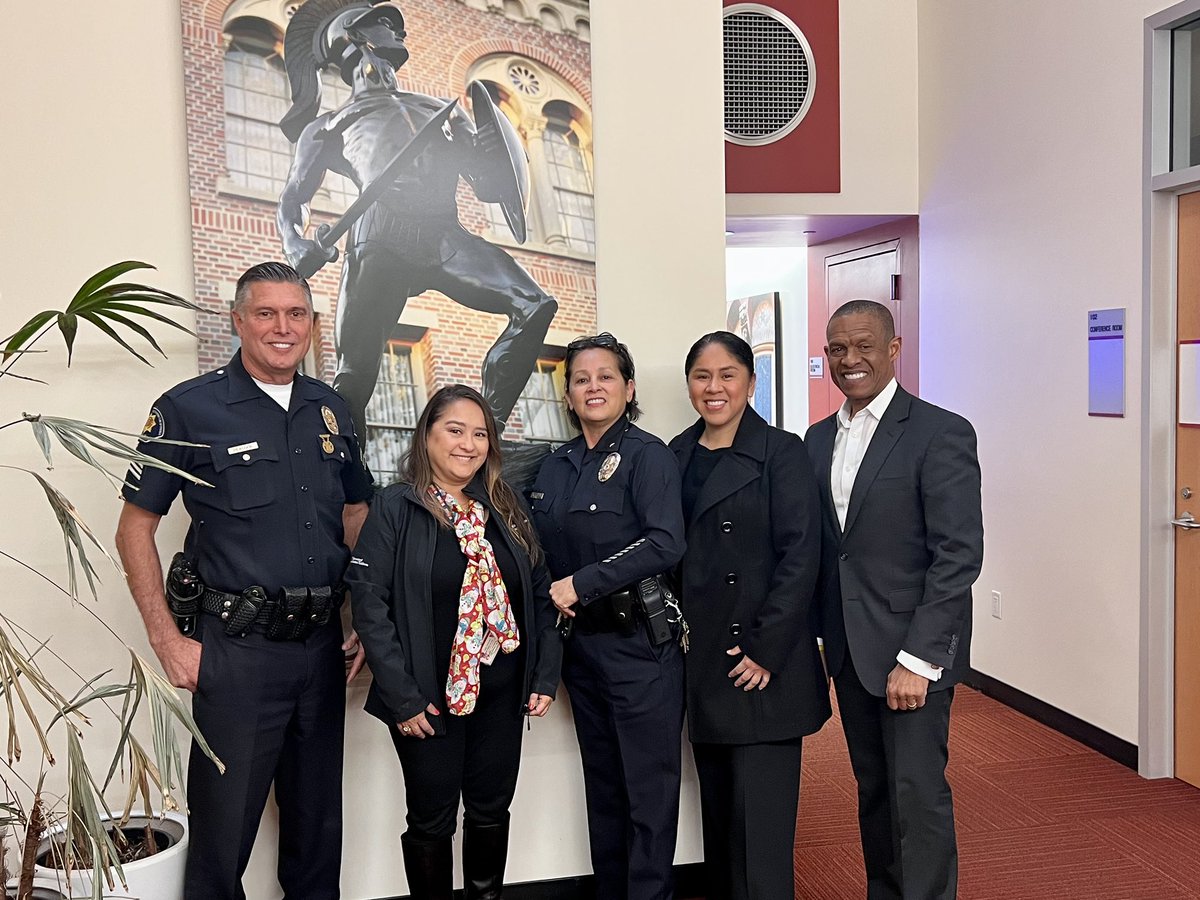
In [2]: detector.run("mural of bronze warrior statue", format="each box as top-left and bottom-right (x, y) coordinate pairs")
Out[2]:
(277, 0), (558, 448)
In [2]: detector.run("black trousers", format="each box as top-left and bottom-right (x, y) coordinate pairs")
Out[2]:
(563, 626), (684, 900)
(834, 652), (957, 900)
(692, 740), (803, 900)
(387, 654), (526, 840)
(185, 616), (345, 900)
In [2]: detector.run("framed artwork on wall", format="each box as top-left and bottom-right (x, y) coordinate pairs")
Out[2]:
(726, 292), (783, 427)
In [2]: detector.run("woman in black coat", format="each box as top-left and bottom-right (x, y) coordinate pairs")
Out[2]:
(668, 332), (831, 900)
(348, 385), (561, 900)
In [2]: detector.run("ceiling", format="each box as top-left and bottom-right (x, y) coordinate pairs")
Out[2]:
(725, 214), (909, 248)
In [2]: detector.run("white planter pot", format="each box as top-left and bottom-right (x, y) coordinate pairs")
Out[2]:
(22, 811), (188, 900)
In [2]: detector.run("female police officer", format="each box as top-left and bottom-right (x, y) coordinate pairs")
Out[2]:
(530, 333), (686, 900)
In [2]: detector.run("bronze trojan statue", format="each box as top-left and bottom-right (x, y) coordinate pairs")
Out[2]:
(277, 0), (557, 477)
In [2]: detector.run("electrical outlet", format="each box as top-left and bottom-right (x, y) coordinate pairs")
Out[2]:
(991, 590), (1002, 619)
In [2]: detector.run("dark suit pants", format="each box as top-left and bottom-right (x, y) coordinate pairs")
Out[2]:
(835, 653), (956, 900)
(185, 616), (345, 900)
(564, 627), (685, 900)
(693, 740), (802, 900)
(387, 653), (525, 840)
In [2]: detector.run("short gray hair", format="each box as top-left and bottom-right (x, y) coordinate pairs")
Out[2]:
(233, 262), (313, 311)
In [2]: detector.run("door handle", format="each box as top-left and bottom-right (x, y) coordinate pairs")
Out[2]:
(1172, 511), (1200, 530)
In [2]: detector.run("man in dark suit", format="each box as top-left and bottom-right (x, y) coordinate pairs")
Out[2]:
(806, 300), (983, 899)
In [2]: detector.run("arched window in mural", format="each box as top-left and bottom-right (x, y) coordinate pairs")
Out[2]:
(223, 31), (293, 195)
(222, 16), (354, 207)
(542, 101), (595, 254)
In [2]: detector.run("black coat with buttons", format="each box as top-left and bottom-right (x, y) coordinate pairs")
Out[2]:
(669, 407), (831, 744)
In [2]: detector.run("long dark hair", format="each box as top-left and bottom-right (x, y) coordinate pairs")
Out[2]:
(564, 332), (642, 430)
(684, 330), (755, 377)
(402, 384), (541, 563)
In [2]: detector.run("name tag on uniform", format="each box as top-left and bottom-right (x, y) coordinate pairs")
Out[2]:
(480, 632), (501, 666)
(530, 491), (545, 500)
(227, 441), (259, 455)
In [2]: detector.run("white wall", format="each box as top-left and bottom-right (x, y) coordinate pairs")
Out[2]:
(725, 247), (810, 431)
(1, 0), (725, 895)
(917, 0), (1167, 742)
(725, 0), (920, 219)
(591, 0), (728, 870)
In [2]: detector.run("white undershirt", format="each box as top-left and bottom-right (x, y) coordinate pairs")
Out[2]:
(252, 377), (293, 410)
(831, 378), (942, 682)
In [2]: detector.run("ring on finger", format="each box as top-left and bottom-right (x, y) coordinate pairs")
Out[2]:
(401, 724), (411, 733)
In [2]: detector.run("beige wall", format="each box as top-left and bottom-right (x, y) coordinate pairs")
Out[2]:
(917, 0), (1167, 742)
(1, 0), (723, 894)
(725, 0), (920, 219)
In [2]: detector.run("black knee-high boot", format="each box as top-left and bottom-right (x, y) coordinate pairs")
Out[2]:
(401, 833), (453, 900)
(463, 820), (509, 900)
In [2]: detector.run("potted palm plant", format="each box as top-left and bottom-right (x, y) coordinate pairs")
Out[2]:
(1, 262), (223, 900)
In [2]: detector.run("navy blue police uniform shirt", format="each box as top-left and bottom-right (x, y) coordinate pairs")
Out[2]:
(121, 351), (374, 595)
(530, 418), (685, 603)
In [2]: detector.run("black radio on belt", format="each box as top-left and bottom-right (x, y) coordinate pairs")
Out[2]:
(165, 552), (204, 637)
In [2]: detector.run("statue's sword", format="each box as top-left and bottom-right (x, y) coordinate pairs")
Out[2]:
(294, 97), (459, 278)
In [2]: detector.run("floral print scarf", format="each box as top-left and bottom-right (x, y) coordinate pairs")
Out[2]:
(430, 486), (521, 715)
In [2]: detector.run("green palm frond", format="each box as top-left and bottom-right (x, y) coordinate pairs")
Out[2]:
(23, 414), (211, 490)
(2, 261), (199, 367)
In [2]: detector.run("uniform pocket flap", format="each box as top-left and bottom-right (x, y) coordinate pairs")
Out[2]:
(210, 441), (278, 472)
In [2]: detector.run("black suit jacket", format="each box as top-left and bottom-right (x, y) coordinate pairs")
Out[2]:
(670, 408), (831, 743)
(805, 387), (983, 697)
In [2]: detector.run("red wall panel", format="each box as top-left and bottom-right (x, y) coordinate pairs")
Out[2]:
(724, 0), (840, 194)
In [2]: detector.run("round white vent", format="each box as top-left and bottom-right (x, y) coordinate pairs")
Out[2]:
(723, 3), (816, 147)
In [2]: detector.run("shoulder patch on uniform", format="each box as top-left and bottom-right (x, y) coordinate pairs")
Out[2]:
(141, 407), (166, 439)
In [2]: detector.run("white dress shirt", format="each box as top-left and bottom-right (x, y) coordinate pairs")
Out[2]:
(831, 378), (942, 682)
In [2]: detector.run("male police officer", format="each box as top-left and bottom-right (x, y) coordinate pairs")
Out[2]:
(115, 262), (373, 899)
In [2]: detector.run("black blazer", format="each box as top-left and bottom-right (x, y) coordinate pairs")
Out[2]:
(347, 478), (562, 735)
(805, 387), (984, 698)
(669, 408), (831, 744)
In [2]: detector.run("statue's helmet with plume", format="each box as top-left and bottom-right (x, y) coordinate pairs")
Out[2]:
(280, 0), (408, 142)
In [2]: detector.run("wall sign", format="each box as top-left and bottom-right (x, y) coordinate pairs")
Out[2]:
(1088, 308), (1125, 418)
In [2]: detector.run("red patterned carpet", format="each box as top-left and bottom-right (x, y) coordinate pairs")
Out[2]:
(792, 687), (1200, 899)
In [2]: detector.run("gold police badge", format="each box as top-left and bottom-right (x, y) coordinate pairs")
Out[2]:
(598, 452), (621, 482)
(321, 406), (339, 435)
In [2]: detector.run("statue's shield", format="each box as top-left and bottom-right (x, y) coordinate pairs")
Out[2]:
(469, 80), (530, 244)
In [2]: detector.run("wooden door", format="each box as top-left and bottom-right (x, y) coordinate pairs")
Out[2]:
(1175, 190), (1200, 787)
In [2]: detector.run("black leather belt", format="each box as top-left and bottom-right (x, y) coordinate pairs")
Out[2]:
(200, 584), (343, 640)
